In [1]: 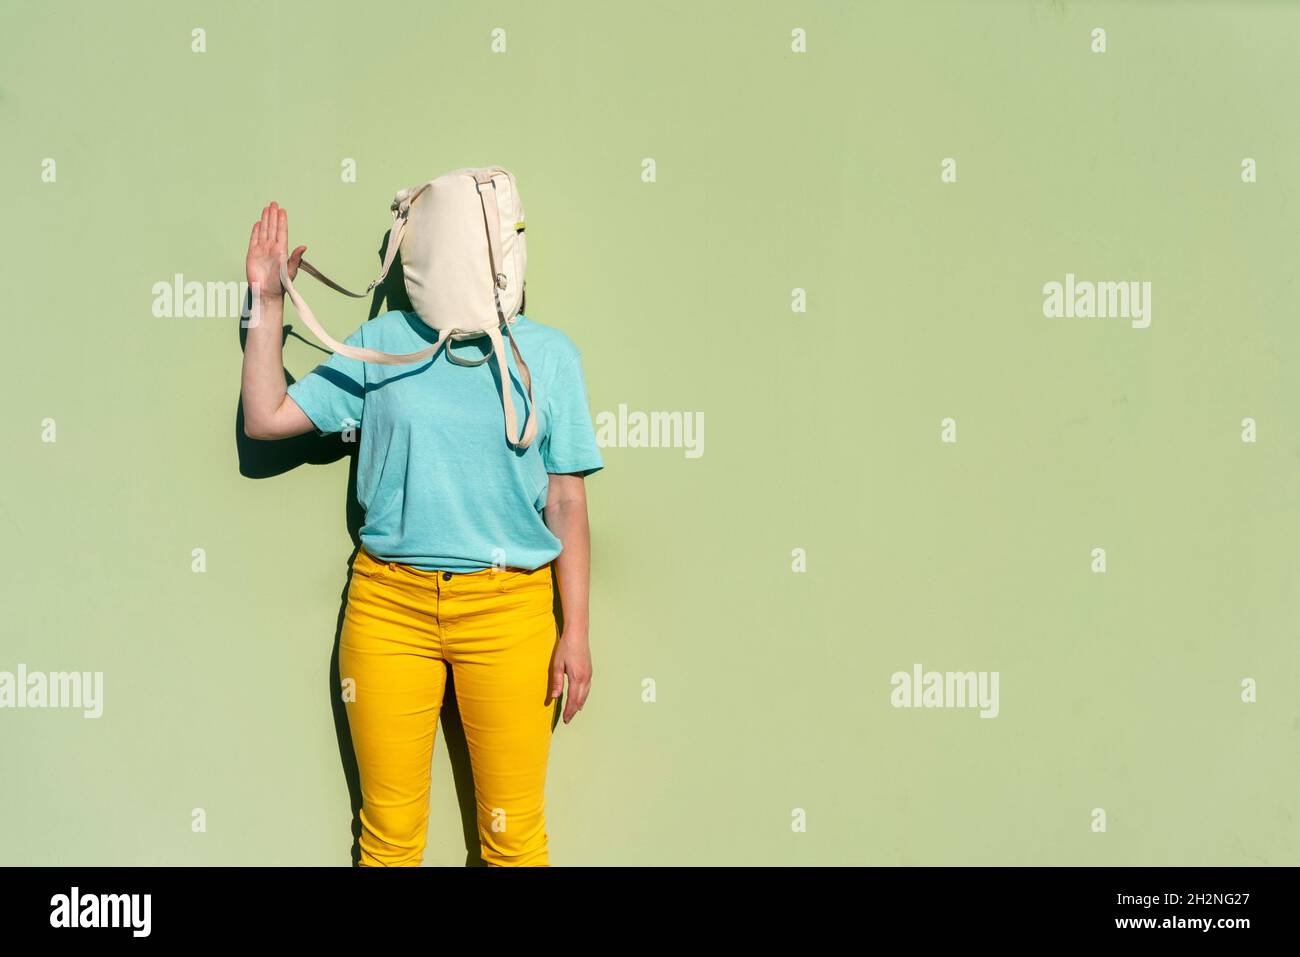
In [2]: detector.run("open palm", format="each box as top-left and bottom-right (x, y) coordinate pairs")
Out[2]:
(246, 201), (305, 299)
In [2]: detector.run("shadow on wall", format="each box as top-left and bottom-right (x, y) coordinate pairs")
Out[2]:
(233, 232), (545, 867)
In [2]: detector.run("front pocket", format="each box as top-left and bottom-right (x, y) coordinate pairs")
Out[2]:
(351, 548), (389, 580)
(496, 565), (552, 594)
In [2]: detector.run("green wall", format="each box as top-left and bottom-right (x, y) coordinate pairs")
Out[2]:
(1, 0), (1296, 865)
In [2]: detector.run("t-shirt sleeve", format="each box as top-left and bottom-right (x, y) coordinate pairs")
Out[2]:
(541, 352), (604, 477)
(285, 327), (367, 436)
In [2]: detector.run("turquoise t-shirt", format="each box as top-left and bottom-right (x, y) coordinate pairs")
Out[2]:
(285, 311), (603, 572)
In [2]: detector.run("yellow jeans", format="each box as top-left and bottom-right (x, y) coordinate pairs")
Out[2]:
(339, 545), (559, 866)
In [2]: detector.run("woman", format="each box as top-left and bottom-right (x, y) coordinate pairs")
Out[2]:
(240, 201), (602, 867)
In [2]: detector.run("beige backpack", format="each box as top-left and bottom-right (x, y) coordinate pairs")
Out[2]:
(279, 165), (537, 448)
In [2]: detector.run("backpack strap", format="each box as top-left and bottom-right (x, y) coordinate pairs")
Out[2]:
(292, 183), (431, 301)
(486, 322), (538, 448)
(278, 186), (449, 365)
(279, 256), (453, 366)
(474, 171), (536, 448)
(474, 171), (511, 297)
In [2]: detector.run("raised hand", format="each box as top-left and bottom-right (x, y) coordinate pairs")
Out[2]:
(246, 201), (306, 300)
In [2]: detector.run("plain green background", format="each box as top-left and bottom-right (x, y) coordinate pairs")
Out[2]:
(1, 0), (1297, 865)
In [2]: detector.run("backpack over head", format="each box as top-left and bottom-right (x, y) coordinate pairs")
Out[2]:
(279, 165), (537, 448)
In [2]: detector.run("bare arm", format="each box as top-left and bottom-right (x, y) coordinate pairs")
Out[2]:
(544, 472), (593, 723)
(242, 201), (315, 440)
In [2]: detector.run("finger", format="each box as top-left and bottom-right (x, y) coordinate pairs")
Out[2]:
(549, 666), (565, 703)
(250, 221), (261, 248)
(276, 207), (287, 252)
(563, 673), (580, 722)
(573, 678), (591, 713)
(287, 244), (306, 280)
(261, 203), (273, 239)
(568, 679), (589, 721)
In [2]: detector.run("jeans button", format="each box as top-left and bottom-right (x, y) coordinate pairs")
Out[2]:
(442, 571), (452, 581)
